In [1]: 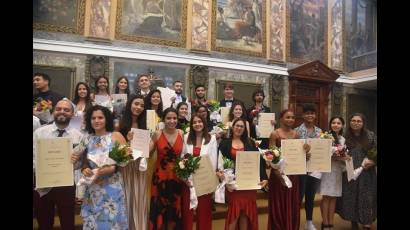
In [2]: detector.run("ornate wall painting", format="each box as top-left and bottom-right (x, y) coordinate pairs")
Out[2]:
(115, 0), (188, 47)
(345, 0), (377, 72)
(270, 0), (286, 62)
(212, 0), (267, 57)
(33, 0), (85, 34)
(88, 0), (112, 39)
(287, 0), (328, 64)
(191, 0), (210, 51)
(330, 0), (344, 70)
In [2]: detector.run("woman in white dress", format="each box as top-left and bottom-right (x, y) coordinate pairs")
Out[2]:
(319, 116), (350, 230)
(72, 82), (93, 203)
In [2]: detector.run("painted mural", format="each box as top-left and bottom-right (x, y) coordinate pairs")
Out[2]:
(330, 0), (343, 70)
(288, 0), (327, 63)
(116, 0), (187, 47)
(213, 0), (266, 57)
(270, 0), (285, 61)
(89, 0), (111, 38)
(192, 0), (210, 50)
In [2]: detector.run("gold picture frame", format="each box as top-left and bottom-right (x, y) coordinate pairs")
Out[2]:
(115, 0), (188, 48)
(211, 0), (267, 58)
(33, 0), (86, 34)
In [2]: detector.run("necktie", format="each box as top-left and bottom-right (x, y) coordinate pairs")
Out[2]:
(57, 129), (65, 137)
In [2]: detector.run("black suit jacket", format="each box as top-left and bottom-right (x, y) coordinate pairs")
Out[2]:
(219, 98), (243, 107)
(246, 104), (271, 148)
(218, 139), (268, 181)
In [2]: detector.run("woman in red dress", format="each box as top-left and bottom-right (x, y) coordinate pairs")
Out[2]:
(148, 107), (184, 230)
(219, 118), (268, 230)
(267, 109), (311, 230)
(181, 114), (224, 230)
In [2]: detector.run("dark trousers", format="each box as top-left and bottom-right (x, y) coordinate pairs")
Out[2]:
(36, 186), (75, 230)
(299, 175), (320, 220)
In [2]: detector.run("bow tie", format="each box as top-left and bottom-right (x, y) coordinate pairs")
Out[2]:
(225, 99), (233, 103)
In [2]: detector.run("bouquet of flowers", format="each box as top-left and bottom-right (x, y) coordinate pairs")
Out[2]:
(333, 144), (348, 158)
(33, 97), (53, 122)
(250, 107), (262, 125)
(34, 98), (52, 112)
(258, 146), (292, 188)
(181, 122), (190, 134)
(367, 147), (377, 165)
(261, 146), (282, 164)
(174, 153), (201, 181)
(223, 156), (235, 170)
(320, 131), (334, 140)
(208, 100), (220, 112)
(108, 141), (134, 167)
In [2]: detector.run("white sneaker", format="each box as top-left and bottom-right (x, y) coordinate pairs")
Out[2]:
(304, 222), (317, 230)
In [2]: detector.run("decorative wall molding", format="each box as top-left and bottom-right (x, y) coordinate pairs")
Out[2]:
(33, 38), (376, 85)
(34, 39), (288, 76)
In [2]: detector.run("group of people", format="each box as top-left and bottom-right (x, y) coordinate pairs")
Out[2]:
(33, 72), (377, 230)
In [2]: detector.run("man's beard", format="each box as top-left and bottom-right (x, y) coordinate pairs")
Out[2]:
(196, 94), (204, 99)
(54, 116), (70, 126)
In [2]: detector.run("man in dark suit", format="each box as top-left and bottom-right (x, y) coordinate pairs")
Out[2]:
(247, 89), (272, 149)
(134, 74), (153, 97)
(170, 80), (187, 108)
(219, 82), (242, 108)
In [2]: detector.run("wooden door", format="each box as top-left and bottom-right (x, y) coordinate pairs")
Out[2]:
(288, 61), (339, 130)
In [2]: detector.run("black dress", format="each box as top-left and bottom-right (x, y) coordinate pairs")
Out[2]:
(336, 131), (377, 225)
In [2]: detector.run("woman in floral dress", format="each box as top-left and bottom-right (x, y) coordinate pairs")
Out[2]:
(80, 105), (128, 229)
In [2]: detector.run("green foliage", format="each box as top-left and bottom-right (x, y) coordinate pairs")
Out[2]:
(109, 141), (133, 165)
(174, 154), (201, 180)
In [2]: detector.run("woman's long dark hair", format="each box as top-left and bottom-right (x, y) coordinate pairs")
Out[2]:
(94, 76), (110, 94)
(114, 76), (130, 97)
(228, 102), (248, 121)
(187, 114), (211, 146)
(73, 82), (92, 112)
(328, 116), (345, 145)
(231, 118), (251, 145)
(144, 89), (163, 118)
(345, 113), (370, 150)
(119, 95), (147, 139)
(85, 105), (114, 134)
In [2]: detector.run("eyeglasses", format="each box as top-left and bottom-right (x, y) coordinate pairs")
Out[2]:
(234, 125), (245, 128)
(350, 120), (363, 123)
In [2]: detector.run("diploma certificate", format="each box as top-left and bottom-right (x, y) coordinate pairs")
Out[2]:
(35, 138), (74, 188)
(306, 139), (332, 172)
(345, 158), (355, 182)
(146, 110), (158, 132)
(235, 151), (261, 190)
(281, 139), (306, 175)
(130, 128), (151, 158)
(258, 113), (275, 138)
(94, 95), (110, 105)
(157, 87), (176, 111)
(111, 94), (127, 104)
(192, 155), (219, 197)
(220, 107), (230, 124)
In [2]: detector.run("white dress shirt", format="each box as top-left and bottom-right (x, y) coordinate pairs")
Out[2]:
(33, 116), (41, 132)
(33, 123), (83, 196)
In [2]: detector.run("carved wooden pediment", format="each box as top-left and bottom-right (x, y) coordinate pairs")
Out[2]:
(288, 60), (339, 83)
